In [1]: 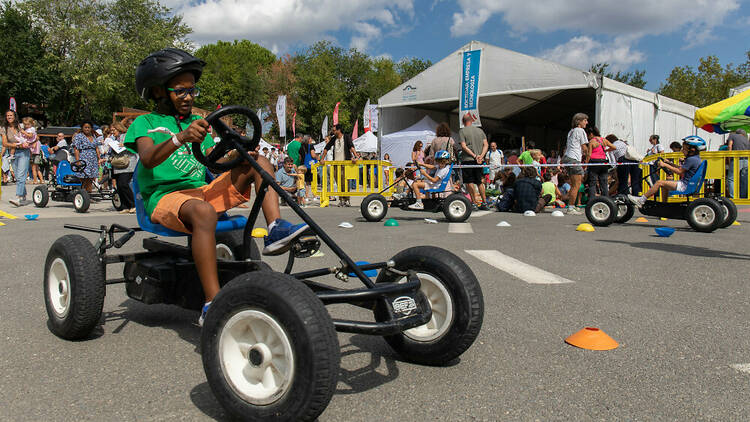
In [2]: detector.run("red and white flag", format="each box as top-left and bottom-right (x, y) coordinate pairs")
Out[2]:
(292, 112), (296, 137)
(333, 102), (340, 125)
(352, 119), (358, 140)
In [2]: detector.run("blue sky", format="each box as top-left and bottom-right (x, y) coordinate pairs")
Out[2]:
(168, 0), (750, 92)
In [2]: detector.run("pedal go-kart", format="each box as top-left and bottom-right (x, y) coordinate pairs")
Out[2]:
(43, 106), (484, 421)
(360, 164), (473, 222)
(32, 151), (121, 213)
(585, 158), (737, 232)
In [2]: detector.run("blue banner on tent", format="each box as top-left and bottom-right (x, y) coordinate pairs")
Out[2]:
(459, 49), (481, 127)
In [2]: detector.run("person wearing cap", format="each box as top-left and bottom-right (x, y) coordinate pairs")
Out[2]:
(125, 48), (309, 326)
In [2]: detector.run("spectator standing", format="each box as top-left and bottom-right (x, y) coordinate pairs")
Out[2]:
(726, 128), (749, 198)
(609, 134), (641, 196)
(109, 122), (137, 213)
(4, 110), (29, 206)
(287, 133), (303, 166)
(586, 126), (615, 198)
(486, 141), (504, 182)
(72, 121), (102, 193)
(429, 123), (456, 162)
(20, 117), (43, 185)
(299, 135), (318, 202)
(459, 113), (489, 210)
(321, 124), (359, 207)
(561, 112), (590, 215)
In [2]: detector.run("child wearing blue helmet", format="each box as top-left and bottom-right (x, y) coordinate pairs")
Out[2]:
(408, 150), (452, 210)
(628, 136), (705, 207)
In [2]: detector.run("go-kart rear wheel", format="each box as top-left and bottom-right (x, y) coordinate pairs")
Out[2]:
(33, 185), (49, 208)
(443, 193), (472, 222)
(717, 196), (737, 229)
(361, 193), (388, 222)
(686, 198), (722, 232)
(201, 272), (339, 422)
(376, 246), (484, 365)
(43, 234), (105, 340)
(585, 196), (617, 226)
(111, 191), (125, 211)
(73, 189), (90, 213)
(613, 198), (634, 224)
(215, 230), (260, 261)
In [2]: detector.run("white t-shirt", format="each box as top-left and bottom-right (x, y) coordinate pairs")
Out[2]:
(646, 143), (664, 155)
(487, 149), (504, 169)
(564, 127), (588, 161)
(427, 165), (451, 190)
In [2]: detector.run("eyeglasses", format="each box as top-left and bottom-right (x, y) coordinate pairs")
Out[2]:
(167, 86), (201, 99)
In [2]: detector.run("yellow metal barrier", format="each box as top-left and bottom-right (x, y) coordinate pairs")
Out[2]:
(311, 160), (396, 207)
(641, 151), (750, 204)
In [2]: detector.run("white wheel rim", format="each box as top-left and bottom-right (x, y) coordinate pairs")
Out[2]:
(74, 194), (84, 208)
(591, 202), (610, 221)
(219, 309), (295, 405)
(112, 194), (121, 208)
(48, 258), (71, 318)
(449, 200), (467, 218)
(216, 244), (234, 260)
(617, 204), (627, 218)
(367, 200), (384, 218)
(693, 205), (715, 225)
(721, 204), (728, 219)
(404, 273), (454, 342)
(34, 189), (43, 203)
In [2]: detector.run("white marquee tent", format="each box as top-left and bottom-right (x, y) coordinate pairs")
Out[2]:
(378, 41), (723, 158)
(353, 130), (378, 153)
(381, 115), (439, 167)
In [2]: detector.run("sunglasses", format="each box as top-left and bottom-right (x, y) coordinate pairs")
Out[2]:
(167, 86), (201, 99)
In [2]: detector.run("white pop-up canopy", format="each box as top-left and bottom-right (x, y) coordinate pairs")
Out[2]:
(380, 115), (439, 167)
(353, 131), (378, 153)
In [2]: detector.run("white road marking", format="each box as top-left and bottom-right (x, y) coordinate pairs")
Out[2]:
(470, 210), (492, 218)
(465, 250), (575, 285)
(730, 364), (750, 374)
(449, 223), (474, 234)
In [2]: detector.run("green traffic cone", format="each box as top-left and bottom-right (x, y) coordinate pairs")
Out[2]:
(384, 218), (399, 227)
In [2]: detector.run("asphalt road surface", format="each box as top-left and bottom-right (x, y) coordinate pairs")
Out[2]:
(2, 197), (749, 421)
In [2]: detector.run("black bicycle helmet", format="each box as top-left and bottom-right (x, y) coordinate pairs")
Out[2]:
(135, 48), (206, 100)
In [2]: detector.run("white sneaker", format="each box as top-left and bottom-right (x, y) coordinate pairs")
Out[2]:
(627, 194), (645, 207)
(9, 196), (21, 207)
(566, 207), (582, 215)
(408, 201), (424, 210)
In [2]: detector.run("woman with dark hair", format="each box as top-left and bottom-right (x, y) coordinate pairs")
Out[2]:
(586, 126), (615, 198)
(72, 120), (102, 192)
(429, 122), (455, 162)
(3, 110), (30, 206)
(109, 122), (137, 213)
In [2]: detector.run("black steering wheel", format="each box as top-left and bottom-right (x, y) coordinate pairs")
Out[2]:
(71, 160), (86, 172)
(192, 105), (262, 173)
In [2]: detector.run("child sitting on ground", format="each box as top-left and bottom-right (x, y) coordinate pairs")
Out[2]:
(628, 137), (705, 207)
(538, 172), (564, 212)
(513, 166), (542, 213)
(408, 150), (452, 210)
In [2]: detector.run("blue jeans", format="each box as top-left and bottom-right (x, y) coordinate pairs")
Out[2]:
(12, 148), (30, 198)
(727, 158), (748, 198)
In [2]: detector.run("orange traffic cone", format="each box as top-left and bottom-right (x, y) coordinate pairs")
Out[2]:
(565, 327), (618, 350)
(635, 217), (648, 223)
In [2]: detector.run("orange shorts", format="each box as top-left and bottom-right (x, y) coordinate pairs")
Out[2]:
(151, 171), (250, 234)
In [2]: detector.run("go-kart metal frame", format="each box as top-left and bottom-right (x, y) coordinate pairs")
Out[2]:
(62, 105), (432, 336)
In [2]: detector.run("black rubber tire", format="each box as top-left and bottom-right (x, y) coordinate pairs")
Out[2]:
(33, 185), (49, 208)
(686, 198), (722, 232)
(43, 234), (106, 340)
(717, 197), (738, 229)
(215, 230), (261, 261)
(360, 193), (388, 222)
(111, 191), (125, 211)
(73, 189), (90, 213)
(613, 198), (635, 224)
(375, 246), (484, 366)
(442, 193), (472, 222)
(585, 196), (617, 226)
(201, 272), (339, 422)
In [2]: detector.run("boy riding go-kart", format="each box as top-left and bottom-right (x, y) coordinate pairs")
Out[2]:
(42, 48), (485, 422)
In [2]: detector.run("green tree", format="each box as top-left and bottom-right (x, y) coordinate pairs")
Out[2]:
(396, 57), (432, 83)
(659, 54), (750, 107)
(589, 63), (647, 89)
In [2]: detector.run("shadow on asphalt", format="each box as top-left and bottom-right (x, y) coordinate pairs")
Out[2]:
(598, 239), (750, 260)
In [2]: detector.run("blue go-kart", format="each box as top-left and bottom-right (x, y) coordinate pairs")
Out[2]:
(41, 106), (484, 421)
(585, 158), (737, 232)
(32, 150), (120, 213)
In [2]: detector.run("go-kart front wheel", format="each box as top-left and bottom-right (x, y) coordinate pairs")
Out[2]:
(686, 198), (722, 232)
(73, 189), (90, 213)
(613, 197), (634, 224)
(111, 191), (125, 211)
(33, 185), (49, 207)
(443, 193), (472, 222)
(376, 246), (484, 365)
(44, 234), (105, 340)
(201, 272), (339, 422)
(585, 196), (617, 226)
(361, 193), (388, 222)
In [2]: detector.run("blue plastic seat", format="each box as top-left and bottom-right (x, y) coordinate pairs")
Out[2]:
(131, 164), (247, 237)
(420, 164), (454, 194)
(669, 160), (707, 197)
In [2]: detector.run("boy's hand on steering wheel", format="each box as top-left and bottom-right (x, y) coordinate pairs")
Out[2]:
(177, 119), (210, 144)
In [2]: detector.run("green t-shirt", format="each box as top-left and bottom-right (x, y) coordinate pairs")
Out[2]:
(124, 113), (215, 217)
(541, 181), (556, 201)
(518, 151), (534, 165)
(286, 140), (302, 165)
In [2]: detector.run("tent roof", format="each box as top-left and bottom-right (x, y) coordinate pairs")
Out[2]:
(378, 40), (599, 120)
(401, 115), (439, 132)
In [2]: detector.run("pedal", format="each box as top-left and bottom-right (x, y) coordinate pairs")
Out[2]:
(292, 235), (320, 258)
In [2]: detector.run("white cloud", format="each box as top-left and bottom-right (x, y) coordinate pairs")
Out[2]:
(173, 0), (415, 53)
(450, 0), (739, 47)
(540, 36), (646, 72)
